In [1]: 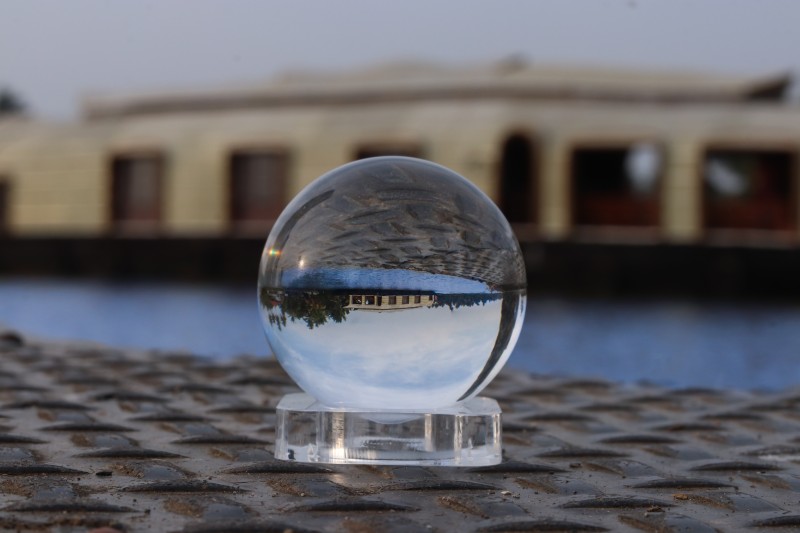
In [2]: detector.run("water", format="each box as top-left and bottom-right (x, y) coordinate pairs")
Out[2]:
(516, 298), (800, 391)
(1, 278), (799, 391)
(259, 285), (525, 409)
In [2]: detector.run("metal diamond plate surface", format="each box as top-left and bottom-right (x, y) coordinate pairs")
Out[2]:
(1, 328), (799, 532)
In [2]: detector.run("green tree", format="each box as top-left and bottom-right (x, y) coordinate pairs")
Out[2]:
(260, 288), (350, 330)
(0, 88), (26, 115)
(432, 292), (501, 311)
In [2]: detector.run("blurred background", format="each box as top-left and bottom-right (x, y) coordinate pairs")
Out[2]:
(1, 0), (799, 390)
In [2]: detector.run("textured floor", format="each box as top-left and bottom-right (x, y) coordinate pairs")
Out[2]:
(0, 328), (799, 532)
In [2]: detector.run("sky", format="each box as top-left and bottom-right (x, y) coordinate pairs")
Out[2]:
(268, 299), (503, 409)
(1, 0), (798, 119)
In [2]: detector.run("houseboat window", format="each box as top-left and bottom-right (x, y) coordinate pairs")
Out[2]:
(0, 179), (8, 232)
(111, 154), (163, 231)
(402, 295), (410, 304)
(365, 295), (375, 305)
(354, 145), (421, 160)
(388, 296), (397, 305)
(414, 295), (421, 304)
(703, 149), (795, 231)
(230, 150), (287, 229)
(571, 144), (661, 227)
(499, 134), (536, 223)
(352, 295), (363, 305)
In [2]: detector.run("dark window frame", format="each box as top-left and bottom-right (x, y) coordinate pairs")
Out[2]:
(228, 147), (289, 234)
(109, 151), (165, 234)
(497, 131), (538, 229)
(700, 144), (798, 239)
(0, 177), (9, 233)
(567, 140), (665, 240)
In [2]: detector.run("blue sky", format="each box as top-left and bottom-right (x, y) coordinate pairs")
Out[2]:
(2, 0), (798, 118)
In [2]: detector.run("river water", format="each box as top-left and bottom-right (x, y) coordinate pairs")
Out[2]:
(1, 278), (798, 391)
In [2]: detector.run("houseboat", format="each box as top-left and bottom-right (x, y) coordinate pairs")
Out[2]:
(1, 60), (798, 294)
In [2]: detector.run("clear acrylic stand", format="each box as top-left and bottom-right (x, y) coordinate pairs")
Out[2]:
(275, 393), (502, 466)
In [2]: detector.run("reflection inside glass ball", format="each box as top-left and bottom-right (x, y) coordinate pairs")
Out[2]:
(258, 157), (526, 410)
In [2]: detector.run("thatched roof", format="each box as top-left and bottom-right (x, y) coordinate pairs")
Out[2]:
(83, 60), (792, 119)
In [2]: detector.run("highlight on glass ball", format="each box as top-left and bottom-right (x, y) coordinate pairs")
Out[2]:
(258, 156), (526, 411)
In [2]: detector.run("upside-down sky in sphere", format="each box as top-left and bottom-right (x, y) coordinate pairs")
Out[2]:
(1, 0), (798, 119)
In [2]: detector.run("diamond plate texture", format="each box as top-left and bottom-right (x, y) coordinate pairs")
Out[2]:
(1, 328), (799, 532)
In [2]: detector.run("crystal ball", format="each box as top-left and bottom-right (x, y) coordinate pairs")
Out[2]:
(258, 156), (526, 410)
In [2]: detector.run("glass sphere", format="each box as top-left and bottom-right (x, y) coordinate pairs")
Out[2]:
(258, 157), (526, 410)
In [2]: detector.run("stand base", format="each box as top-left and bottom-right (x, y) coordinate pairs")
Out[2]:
(274, 393), (502, 466)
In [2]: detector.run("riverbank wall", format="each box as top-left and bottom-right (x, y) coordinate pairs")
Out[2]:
(2, 237), (800, 299)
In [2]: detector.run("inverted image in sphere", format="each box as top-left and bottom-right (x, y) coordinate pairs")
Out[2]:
(258, 157), (526, 410)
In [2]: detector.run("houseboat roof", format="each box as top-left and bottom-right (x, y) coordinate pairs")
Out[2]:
(82, 60), (792, 119)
